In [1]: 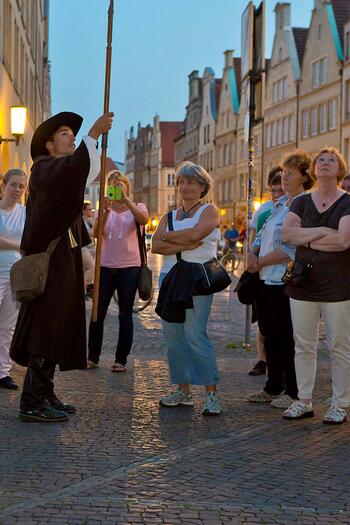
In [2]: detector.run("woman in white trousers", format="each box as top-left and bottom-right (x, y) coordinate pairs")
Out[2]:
(282, 147), (350, 424)
(0, 169), (27, 390)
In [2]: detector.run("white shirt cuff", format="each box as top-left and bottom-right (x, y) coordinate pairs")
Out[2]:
(83, 135), (100, 185)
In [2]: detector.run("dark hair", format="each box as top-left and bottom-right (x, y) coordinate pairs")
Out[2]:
(267, 166), (282, 186)
(269, 173), (282, 187)
(282, 150), (315, 190)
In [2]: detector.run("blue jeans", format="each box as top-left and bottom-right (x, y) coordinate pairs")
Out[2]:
(160, 273), (219, 386)
(88, 266), (140, 365)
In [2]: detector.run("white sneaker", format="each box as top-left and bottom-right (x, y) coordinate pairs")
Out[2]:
(159, 388), (194, 407)
(202, 391), (221, 416)
(323, 406), (347, 425)
(271, 394), (297, 409)
(247, 389), (279, 403)
(283, 400), (314, 420)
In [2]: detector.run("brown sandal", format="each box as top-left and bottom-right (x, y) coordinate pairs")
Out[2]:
(87, 360), (99, 369)
(111, 362), (127, 373)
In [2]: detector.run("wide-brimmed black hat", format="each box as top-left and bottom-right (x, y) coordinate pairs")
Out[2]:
(30, 111), (83, 160)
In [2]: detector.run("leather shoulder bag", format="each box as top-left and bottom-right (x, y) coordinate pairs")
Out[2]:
(135, 221), (153, 301)
(167, 211), (231, 295)
(10, 236), (61, 303)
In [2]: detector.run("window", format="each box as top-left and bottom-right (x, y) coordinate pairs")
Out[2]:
(319, 103), (327, 133)
(272, 121), (277, 147)
(239, 174), (246, 201)
(318, 24), (322, 39)
(302, 110), (309, 138)
(283, 116), (289, 144)
(289, 115), (294, 142)
(329, 99), (337, 130)
(207, 124), (210, 143)
(167, 194), (175, 207)
(167, 173), (175, 186)
(240, 140), (245, 160)
(272, 82), (278, 103)
(278, 47), (283, 62)
(3, 0), (12, 74)
(283, 77), (288, 99)
(223, 144), (227, 166)
(320, 58), (327, 84)
(266, 123), (271, 148)
(312, 61), (319, 88)
(203, 126), (207, 145)
(226, 111), (230, 129)
(218, 182), (223, 203)
(224, 180), (229, 202)
(311, 107), (318, 136)
(345, 80), (350, 119)
(277, 119), (283, 145)
(278, 79), (283, 101)
(346, 31), (350, 61)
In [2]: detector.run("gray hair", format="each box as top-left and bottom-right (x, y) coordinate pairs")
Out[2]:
(2, 168), (27, 185)
(175, 162), (212, 198)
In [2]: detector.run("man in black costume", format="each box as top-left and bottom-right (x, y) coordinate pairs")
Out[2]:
(10, 111), (113, 422)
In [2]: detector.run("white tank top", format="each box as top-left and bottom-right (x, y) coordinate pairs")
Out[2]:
(160, 204), (221, 274)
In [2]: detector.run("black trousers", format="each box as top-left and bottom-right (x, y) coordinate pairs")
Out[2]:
(88, 266), (140, 365)
(20, 357), (56, 411)
(255, 280), (298, 398)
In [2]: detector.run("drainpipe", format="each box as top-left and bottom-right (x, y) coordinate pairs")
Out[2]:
(295, 80), (300, 149)
(339, 63), (344, 152)
(260, 118), (265, 201)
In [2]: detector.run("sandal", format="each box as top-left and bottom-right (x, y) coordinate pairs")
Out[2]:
(86, 360), (99, 369)
(111, 362), (127, 373)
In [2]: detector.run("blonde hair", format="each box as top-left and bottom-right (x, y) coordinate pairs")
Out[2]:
(310, 147), (348, 184)
(175, 161), (212, 198)
(106, 170), (131, 197)
(2, 168), (27, 185)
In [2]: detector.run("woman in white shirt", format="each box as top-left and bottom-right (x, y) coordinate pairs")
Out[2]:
(152, 162), (222, 416)
(0, 169), (27, 390)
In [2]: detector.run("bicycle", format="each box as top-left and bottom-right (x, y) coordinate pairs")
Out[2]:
(220, 246), (241, 273)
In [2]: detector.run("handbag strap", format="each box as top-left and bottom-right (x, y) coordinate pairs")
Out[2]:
(167, 211), (181, 261)
(135, 221), (147, 265)
(46, 236), (61, 255)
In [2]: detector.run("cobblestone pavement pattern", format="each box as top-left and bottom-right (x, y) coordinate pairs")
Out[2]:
(1, 255), (349, 524)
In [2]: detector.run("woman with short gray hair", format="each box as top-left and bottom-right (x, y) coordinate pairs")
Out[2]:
(152, 162), (222, 416)
(0, 168), (27, 390)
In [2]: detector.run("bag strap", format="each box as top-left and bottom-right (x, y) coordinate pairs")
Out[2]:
(167, 211), (181, 261)
(46, 236), (61, 255)
(135, 221), (147, 265)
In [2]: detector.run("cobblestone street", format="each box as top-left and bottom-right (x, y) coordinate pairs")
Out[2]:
(1, 254), (349, 525)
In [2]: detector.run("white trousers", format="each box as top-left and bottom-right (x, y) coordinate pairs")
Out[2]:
(0, 277), (19, 379)
(290, 298), (350, 407)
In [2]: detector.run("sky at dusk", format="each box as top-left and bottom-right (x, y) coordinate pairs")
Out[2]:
(49, 0), (315, 162)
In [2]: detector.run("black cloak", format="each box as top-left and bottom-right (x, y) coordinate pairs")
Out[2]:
(10, 140), (93, 371)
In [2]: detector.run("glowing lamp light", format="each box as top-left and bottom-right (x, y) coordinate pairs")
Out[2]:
(220, 209), (227, 216)
(151, 218), (158, 228)
(236, 241), (243, 249)
(253, 199), (261, 212)
(11, 106), (27, 137)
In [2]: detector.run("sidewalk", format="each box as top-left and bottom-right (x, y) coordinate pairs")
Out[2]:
(0, 255), (349, 525)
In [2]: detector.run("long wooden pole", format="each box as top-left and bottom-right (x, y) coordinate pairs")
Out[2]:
(92, 0), (114, 322)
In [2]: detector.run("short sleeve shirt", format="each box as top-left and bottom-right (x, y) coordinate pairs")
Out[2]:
(251, 201), (275, 234)
(0, 204), (26, 278)
(285, 193), (350, 302)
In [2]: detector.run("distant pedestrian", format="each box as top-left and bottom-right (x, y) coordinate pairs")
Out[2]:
(152, 162), (222, 416)
(87, 170), (148, 372)
(341, 174), (350, 194)
(282, 147), (350, 424)
(10, 111), (113, 422)
(0, 169), (27, 390)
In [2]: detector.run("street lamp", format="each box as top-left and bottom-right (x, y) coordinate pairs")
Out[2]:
(0, 106), (27, 146)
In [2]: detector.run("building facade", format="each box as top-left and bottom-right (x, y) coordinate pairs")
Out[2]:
(0, 0), (51, 175)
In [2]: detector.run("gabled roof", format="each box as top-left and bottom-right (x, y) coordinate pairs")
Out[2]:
(159, 121), (183, 166)
(292, 27), (308, 65)
(331, 0), (350, 48)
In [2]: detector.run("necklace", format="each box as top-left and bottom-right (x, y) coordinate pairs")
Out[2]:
(182, 201), (202, 219)
(317, 190), (339, 208)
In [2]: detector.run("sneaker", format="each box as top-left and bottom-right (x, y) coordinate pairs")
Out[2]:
(202, 391), (221, 416)
(247, 389), (279, 403)
(283, 400), (314, 420)
(248, 360), (266, 376)
(159, 388), (194, 407)
(20, 402), (69, 423)
(323, 406), (347, 425)
(271, 394), (297, 409)
(0, 376), (19, 390)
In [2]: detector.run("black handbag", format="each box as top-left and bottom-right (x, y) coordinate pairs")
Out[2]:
(234, 270), (259, 305)
(135, 222), (153, 301)
(167, 211), (231, 295)
(281, 260), (312, 287)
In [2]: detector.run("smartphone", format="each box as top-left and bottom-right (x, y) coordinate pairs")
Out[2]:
(107, 185), (122, 201)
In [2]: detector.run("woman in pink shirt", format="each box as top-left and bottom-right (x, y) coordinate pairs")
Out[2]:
(87, 171), (148, 371)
